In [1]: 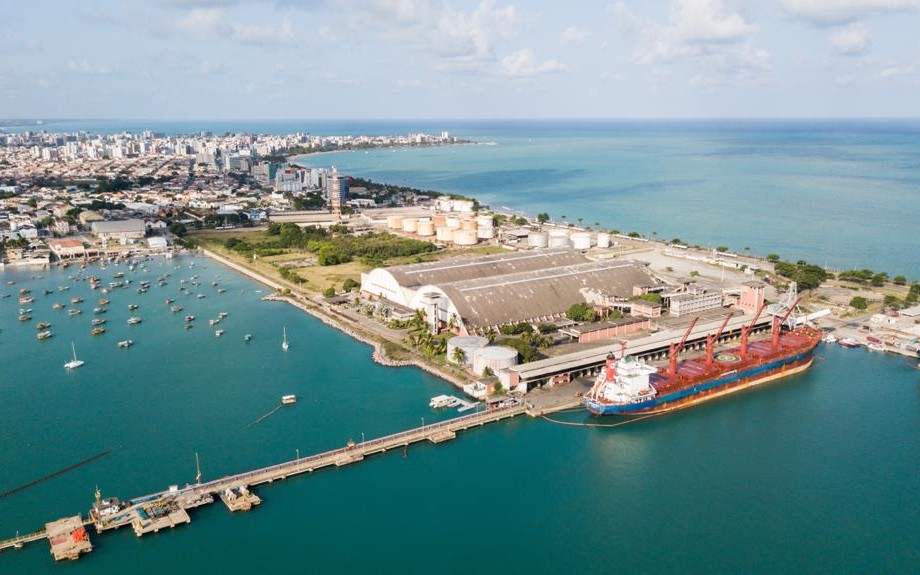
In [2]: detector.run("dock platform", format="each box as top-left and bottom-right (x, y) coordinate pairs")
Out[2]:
(45, 516), (92, 561)
(220, 486), (262, 512)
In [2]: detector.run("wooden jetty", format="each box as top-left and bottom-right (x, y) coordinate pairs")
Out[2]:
(0, 404), (527, 562)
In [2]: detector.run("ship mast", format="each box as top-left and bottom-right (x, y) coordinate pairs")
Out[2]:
(740, 304), (765, 357)
(705, 313), (734, 366)
(668, 316), (699, 378)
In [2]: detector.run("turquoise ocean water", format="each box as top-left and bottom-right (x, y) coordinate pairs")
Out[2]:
(1, 120), (919, 573)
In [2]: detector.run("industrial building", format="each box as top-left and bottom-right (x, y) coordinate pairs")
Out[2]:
(360, 249), (660, 334)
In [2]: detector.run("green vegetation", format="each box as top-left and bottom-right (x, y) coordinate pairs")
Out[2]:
(635, 293), (663, 304)
(536, 323), (557, 334)
(716, 246), (729, 253)
(499, 322), (534, 335)
(773, 260), (828, 290)
(766, 253), (781, 263)
(849, 296), (868, 310)
(342, 278), (360, 292)
(233, 223), (437, 266)
(893, 275), (907, 286)
(536, 212), (550, 224)
(323, 287), (336, 298)
(566, 302), (598, 322)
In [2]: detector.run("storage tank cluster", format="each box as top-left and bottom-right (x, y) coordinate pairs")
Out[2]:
(527, 231), (549, 248)
(387, 211), (495, 246)
(472, 346), (519, 376)
(446, 335), (489, 365)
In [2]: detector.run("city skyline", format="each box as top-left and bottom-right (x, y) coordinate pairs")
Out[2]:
(1, 0), (919, 120)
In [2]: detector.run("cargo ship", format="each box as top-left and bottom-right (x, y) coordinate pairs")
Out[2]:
(584, 306), (822, 416)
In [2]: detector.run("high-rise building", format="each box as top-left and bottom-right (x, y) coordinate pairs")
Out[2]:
(326, 167), (348, 213)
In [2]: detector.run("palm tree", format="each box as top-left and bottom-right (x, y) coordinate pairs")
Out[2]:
(451, 347), (466, 364)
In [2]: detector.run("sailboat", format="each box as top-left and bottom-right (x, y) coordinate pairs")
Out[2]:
(64, 341), (85, 369)
(282, 327), (289, 351)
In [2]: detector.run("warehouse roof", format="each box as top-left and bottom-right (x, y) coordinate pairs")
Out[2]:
(385, 248), (587, 288)
(435, 259), (658, 329)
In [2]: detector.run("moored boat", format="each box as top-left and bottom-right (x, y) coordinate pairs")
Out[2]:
(37, 330), (53, 340)
(282, 395), (297, 404)
(127, 317), (142, 325)
(838, 338), (862, 348)
(92, 318), (107, 325)
(91, 327), (106, 336)
(118, 339), (134, 348)
(68, 308), (82, 316)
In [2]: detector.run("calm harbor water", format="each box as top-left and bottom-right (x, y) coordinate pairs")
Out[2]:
(2, 256), (919, 574)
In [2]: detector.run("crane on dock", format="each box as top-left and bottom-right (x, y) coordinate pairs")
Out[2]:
(740, 304), (765, 357)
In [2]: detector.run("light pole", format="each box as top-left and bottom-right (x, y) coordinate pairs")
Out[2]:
(361, 432), (365, 445)
(421, 417), (425, 429)
(295, 448), (299, 461)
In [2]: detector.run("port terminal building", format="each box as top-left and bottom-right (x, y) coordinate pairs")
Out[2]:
(360, 249), (661, 335)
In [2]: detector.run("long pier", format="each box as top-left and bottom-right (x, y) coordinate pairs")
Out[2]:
(0, 404), (526, 559)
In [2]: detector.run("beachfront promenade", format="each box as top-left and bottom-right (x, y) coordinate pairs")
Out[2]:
(0, 404), (527, 560)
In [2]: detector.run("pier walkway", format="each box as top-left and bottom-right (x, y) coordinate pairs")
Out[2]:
(0, 404), (526, 558)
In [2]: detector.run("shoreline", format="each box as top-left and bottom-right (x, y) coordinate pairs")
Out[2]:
(199, 248), (473, 392)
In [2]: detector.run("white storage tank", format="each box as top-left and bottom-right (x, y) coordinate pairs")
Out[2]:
(473, 346), (519, 376)
(527, 232), (549, 248)
(446, 216), (461, 229)
(416, 219), (435, 237)
(401, 218), (418, 233)
(460, 219), (478, 232)
(436, 226), (454, 243)
(452, 229), (478, 246)
(597, 232), (611, 248)
(386, 215), (403, 230)
(571, 232), (592, 250)
(548, 230), (570, 248)
(476, 215), (494, 239)
(446, 335), (488, 365)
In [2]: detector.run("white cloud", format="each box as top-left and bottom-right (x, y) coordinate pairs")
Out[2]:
(172, 7), (294, 44)
(780, 0), (920, 25)
(636, 0), (756, 64)
(68, 60), (113, 76)
(562, 25), (590, 45)
(231, 18), (294, 44)
(349, 0), (523, 72)
(830, 22), (870, 55)
(174, 8), (223, 37)
(500, 48), (565, 77)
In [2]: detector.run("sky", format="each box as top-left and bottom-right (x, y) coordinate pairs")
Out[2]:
(1, 0), (918, 119)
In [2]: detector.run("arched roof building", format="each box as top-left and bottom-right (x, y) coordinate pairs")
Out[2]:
(361, 249), (659, 334)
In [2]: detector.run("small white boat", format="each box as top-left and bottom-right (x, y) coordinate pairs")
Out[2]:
(244, 334), (252, 342)
(215, 329), (224, 337)
(282, 395), (297, 404)
(64, 342), (85, 369)
(127, 317), (142, 325)
(118, 339), (134, 348)
(282, 327), (289, 351)
(867, 342), (886, 352)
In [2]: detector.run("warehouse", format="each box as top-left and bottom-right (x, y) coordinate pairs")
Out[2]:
(361, 249), (660, 334)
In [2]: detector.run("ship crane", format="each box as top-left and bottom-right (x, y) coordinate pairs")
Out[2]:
(668, 316), (699, 378)
(772, 296), (804, 350)
(740, 304), (766, 357)
(705, 313), (735, 366)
